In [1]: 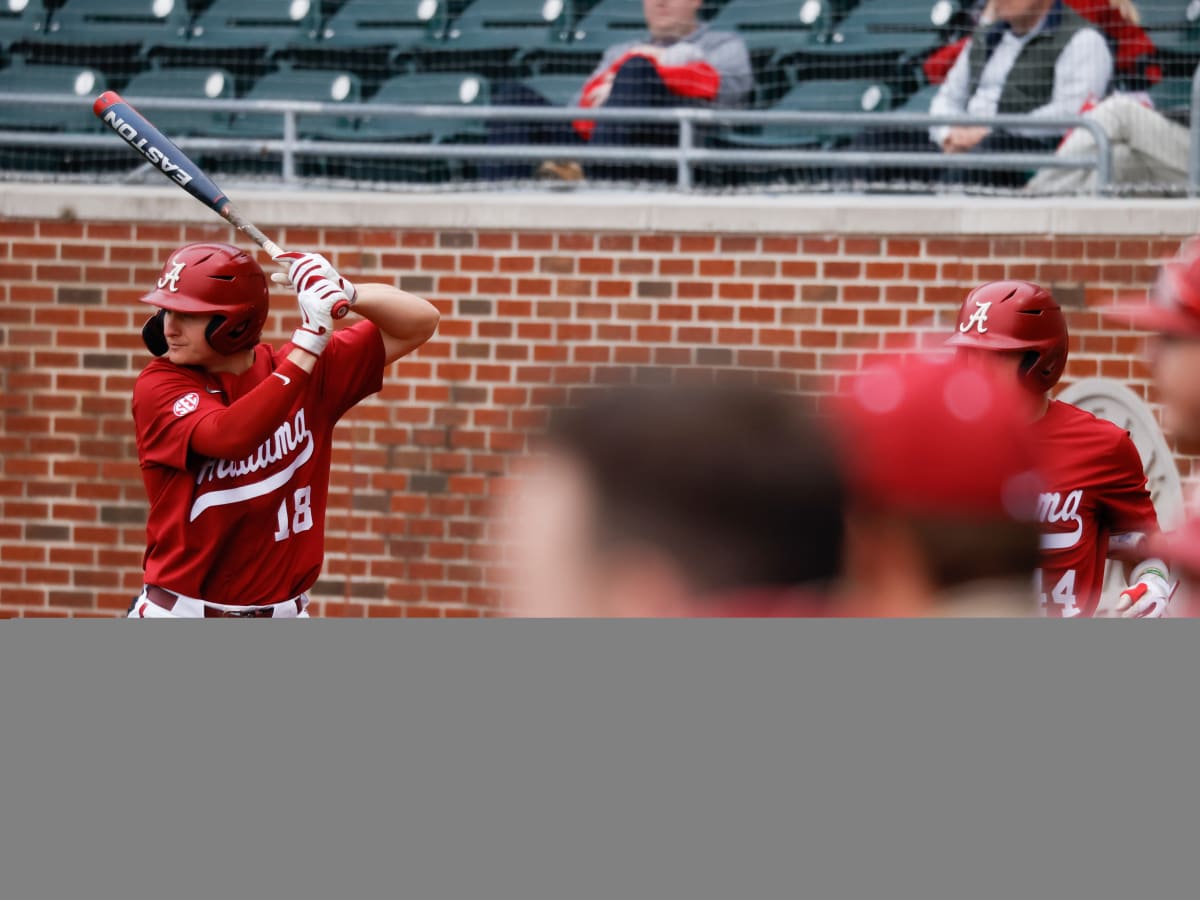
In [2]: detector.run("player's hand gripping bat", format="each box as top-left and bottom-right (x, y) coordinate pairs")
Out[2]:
(93, 91), (350, 319)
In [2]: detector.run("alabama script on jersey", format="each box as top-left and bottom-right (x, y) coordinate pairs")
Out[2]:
(132, 323), (385, 605)
(1032, 400), (1158, 618)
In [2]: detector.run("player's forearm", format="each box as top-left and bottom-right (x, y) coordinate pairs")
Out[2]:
(349, 284), (441, 345)
(190, 358), (313, 459)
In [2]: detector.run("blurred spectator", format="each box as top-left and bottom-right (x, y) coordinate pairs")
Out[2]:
(925, 2), (1155, 89)
(1104, 240), (1200, 602)
(481, 0), (752, 182)
(1025, 93), (1189, 194)
(947, 280), (1168, 617)
(500, 381), (843, 617)
(832, 355), (1044, 617)
(846, 0), (1112, 189)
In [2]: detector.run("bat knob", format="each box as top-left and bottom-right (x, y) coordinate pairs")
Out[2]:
(331, 299), (351, 320)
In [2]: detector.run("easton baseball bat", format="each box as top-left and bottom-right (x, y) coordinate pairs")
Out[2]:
(92, 90), (349, 319)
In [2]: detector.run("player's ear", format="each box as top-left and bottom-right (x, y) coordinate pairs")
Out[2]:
(142, 309), (168, 357)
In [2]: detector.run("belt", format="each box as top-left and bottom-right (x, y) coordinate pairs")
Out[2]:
(145, 585), (304, 618)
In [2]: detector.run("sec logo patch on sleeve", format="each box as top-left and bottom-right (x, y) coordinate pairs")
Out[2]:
(173, 392), (201, 417)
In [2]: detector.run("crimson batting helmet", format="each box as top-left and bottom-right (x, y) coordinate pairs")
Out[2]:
(140, 242), (270, 356)
(945, 280), (1068, 394)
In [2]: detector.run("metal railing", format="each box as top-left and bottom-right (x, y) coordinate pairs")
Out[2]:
(1190, 61), (1200, 197)
(0, 92), (1118, 194)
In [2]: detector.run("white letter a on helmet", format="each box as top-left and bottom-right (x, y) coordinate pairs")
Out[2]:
(960, 300), (992, 334)
(158, 261), (186, 292)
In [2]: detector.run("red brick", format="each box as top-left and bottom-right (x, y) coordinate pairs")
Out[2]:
(638, 235), (675, 253)
(699, 259), (735, 277)
(499, 256), (536, 273)
(659, 258), (694, 276)
(758, 284), (796, 301)
(718, 283), (753, 301)
(678, 281), (714, 299)
(680, 235), (717, 253)
(479, 233), (513, 250)
(761, 237), (798, 254)
(802, 237), (839, 254)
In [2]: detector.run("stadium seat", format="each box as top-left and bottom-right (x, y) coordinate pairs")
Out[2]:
(716, 77), (894, 149)
(120, 65), (237, 136)
(526, 0), (642, 72)
(435, 0), (574, 73)
(706, 0), (830, 57)
(314, 0), (449, 56)
(0, 0), (49, 54)
(894, 80), (938, 113)
(518, 72), (585, 105)
(340, 70), (491, 183)
(697, 75), (894, 188)
(1137, 1), (1200, 71)
(355, 71), (490, 142)
(38, 0), (191, 58)
(160, 0), (322, 55)
(0, 60), (106, 130)
(705, 0), (842, 103)
(1147, 76), (1194, 123)
(783, 0), (971, 80)
(218, 66), (362, 139)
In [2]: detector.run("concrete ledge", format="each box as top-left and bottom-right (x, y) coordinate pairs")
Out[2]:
(4, 183), (1200, 236)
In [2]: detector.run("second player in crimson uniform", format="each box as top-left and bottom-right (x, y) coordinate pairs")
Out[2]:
(946, 280), (1168, 618)
(1104, 240), (1200, 613)
(128, 243), (439, 617)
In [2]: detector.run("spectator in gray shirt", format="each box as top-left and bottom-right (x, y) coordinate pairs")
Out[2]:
(482, 0), (752, 182)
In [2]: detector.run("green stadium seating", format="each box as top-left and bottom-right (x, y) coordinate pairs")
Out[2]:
(316, 0), (449, 51)
(0, 59), (106, 130)
(519, 71), (585, 105)
(716, 77), (893, 148)
(162, 0), (322, 54)
(218, 66), (362, 138)
(38, 0), (191, 58)
(894, 80), (938, 113)
(1147, 76), (1194, 123)
(340, 70), (492, 183)
(436, 0), (574, 72)
(1137, 1), (1200, 71)
(355, 71), (490, 141)
(785, 0), (970, 80)
(707, 0), (830, 57)
(567, 0), (644, 50)
(706, 0), (838, 103)
(120, 65), (237, 136)
(0, 0), (49, 53)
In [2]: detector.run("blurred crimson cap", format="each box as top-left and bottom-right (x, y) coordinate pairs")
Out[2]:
(1103, 239), (1200, 337)
(833, 353), (1042, 520)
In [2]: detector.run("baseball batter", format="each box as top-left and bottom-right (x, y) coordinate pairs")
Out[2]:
(946, 280), (1169, 618)
(127, 242), (439, 618)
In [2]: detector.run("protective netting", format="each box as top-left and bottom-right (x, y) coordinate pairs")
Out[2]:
(0, 0), (1194, 195)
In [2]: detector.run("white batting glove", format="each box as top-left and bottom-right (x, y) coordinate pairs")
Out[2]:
(290, 277), (349, 357)
(1113, 559), (1173, 618)
(273, 251), (358, 305)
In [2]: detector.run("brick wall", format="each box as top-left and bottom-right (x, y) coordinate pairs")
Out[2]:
(2, 192), (1197, 617)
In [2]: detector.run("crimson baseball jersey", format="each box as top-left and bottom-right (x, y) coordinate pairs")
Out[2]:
(1032, 400), (1158, 618)
(133, 323), (385, 605)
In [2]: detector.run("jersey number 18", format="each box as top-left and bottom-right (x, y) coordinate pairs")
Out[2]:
(274, 486), (314, 542)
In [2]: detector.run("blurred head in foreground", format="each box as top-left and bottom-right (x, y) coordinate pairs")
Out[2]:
(503, 381), (845, 617)
(1104, 238), (1200, 446)
(833, 354), (1043, 616)
(1104, 238), (1200, 587)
